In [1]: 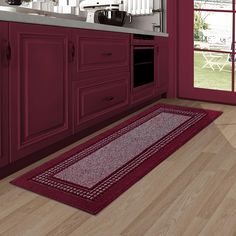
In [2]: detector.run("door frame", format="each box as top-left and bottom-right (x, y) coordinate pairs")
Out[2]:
(177, 0), (236, 105)
(0, 22), (9, 167)
(166, 0), (178, 98)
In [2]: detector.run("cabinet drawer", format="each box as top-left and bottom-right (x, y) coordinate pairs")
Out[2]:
(79, 80), (129, 123)
(131, 85), (155, 105)
(78, 38), (129, 72)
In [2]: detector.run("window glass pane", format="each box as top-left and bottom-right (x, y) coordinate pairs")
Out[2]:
(194, 51), (232, 91)
(194, 0), (232, 10)
(194, 11), (232, 52)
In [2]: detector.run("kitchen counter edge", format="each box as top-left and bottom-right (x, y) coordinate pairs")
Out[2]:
(0, 10), (169, 37)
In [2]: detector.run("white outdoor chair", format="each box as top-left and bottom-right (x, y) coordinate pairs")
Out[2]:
(201, 51), (223, 71)
(202, 52), (234, 72)
(219, 55), (234, 72)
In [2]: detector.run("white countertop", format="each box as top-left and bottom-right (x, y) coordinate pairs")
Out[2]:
(0, 9), (168, 37)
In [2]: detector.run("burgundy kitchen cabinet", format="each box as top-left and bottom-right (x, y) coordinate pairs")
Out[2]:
(0, 22), (9, 167)
(0, 20), (168, 178)
(131, 43), (156, 105)
(72, 29), (130, 80)
(72, 29), (130, 132)
(131, 84), (155, 105)
(73, 73), (130, 132)
(9, 23), (73, 161)
(131, 35), (169, 106)
(155, 37), (169, 95)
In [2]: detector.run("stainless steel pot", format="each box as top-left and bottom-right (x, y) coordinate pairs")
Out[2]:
(6, 0), (22, 5)
(94, 10), (130, 26)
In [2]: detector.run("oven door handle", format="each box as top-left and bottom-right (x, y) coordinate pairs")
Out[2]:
(133, 46), (155, 50)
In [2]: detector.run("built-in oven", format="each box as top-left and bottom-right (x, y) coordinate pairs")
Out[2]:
(133, 46), (155, 88)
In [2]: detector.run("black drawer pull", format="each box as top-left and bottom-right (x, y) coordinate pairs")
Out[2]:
(68, 41), (75, 62)
(104, 96), (114, 102)
(102, 52), (113, 56)
(6, 42), (11, 61)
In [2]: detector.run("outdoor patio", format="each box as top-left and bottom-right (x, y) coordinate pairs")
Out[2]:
(194, 51), (234, 91)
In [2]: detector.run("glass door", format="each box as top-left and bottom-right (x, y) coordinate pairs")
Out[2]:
(178, 0), (236, 104)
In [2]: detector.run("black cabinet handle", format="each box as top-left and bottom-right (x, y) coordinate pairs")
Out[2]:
(68, 41), (75, 62)
(104, 96), (114, 102)
(72, 45), (75, 58)
(102, 52), (113, 56)
(6, 42), (11, 61)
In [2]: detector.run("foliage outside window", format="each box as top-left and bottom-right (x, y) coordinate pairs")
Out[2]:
(194, 3), (209, 42)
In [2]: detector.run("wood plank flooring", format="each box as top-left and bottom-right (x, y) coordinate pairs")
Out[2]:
(1, 99), (236, 236)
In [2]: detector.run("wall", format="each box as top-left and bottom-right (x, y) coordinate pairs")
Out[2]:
(166, 0), (177, 98)
(124, 0), (167, 32)
(124, 15), (160, 32)
(0, 0), (9, 5)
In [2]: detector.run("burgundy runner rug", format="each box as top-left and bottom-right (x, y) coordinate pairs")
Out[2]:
(11, 104), (222, 214)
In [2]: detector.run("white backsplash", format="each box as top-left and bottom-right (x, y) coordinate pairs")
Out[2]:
(124, 0), (166, 32)
(0, 0), (9, 5)
(123, 0), (153, 15)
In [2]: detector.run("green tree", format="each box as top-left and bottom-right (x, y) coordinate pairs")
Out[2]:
(194, 2), (210, 41)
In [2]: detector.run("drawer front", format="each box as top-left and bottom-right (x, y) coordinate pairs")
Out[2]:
(79, 38), (129, 72)
(131, 85), (155, 105)
(79, 80), (129, 123)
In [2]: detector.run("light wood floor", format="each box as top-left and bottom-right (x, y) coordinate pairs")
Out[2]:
(1, 99), (236, 236)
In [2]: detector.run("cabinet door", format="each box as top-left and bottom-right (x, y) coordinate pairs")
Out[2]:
(155, 37), (169, 95)
(9, 23), (72, 161)
(0, 22), (9, 167)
